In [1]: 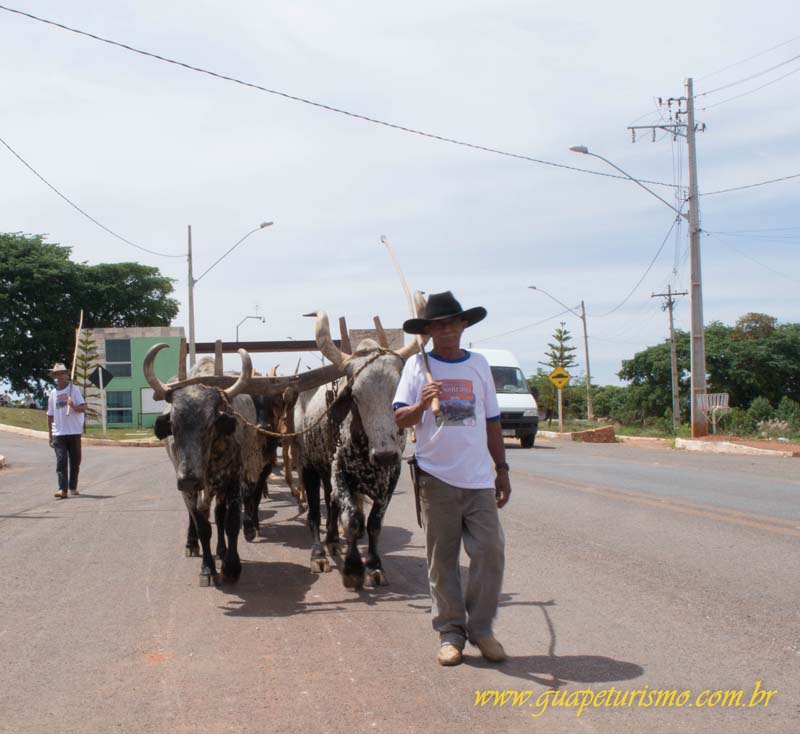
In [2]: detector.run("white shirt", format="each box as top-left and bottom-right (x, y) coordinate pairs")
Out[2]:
(47, 383), (85, 436)
(393, 350), (500, 489)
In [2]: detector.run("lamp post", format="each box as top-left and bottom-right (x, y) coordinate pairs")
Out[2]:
(528, 286), (593, 421)
(236, 316), (265, 343)
(569, 145), (707, 437)
(187, 221), (273, 366)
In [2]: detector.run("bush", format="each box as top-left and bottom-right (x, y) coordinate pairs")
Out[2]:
(758, 418), (790, 439)
(719, 406), (754, 435)
(747, 397), (774, 427)
(775, 397), (800, 433)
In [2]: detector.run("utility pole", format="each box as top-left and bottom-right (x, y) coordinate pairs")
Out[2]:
(187, 225), (197, 367)
(652, 285), (687, 431)
(685, 78), (708, 437)
(627, 77), (707, 436)
(579, 300), (593, 421)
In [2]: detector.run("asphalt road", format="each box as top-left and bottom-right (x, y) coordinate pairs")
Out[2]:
(0, 433), (798, 734)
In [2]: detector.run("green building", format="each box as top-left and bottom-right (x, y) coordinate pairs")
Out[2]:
(87, 326), (185, 429)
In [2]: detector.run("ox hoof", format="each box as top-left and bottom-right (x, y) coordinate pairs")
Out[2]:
(342, 572), (365, 590)
(310, 557), (330, 574)
(198, 573), (218, 587)
(243, 526), (257, 542)
(367, 569), (388, 586)
(325, 541), (341, 557)
(185, 546), (200, 557)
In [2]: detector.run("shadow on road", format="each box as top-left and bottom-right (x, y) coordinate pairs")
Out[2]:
(473, 598), (644, 689)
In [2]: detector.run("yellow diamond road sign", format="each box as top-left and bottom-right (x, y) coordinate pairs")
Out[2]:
(549, 366), (571, 390)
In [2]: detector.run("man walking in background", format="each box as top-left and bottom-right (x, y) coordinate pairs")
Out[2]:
(47, 362), (85, 499)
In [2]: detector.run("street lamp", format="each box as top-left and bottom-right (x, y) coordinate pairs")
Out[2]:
(569, 145), (707, 437)
(187, 221), (273, 366)
(528, 286), (593, 421)
(236, 315), (265, 343)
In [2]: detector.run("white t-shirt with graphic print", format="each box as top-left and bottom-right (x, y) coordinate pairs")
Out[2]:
(47, 383), (85, 436)
(393, 350), (500, 489)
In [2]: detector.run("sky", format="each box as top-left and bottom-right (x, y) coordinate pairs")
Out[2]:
(2, 0), (798, 384)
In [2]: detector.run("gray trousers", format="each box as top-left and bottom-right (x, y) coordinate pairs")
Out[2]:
(419, 471), (505, 648)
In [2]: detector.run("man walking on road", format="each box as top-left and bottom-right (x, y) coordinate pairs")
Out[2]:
(393, 291), (511, 667)
(46, 362), (85, 499)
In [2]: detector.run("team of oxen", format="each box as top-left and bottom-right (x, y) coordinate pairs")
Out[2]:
(143, 308), (423, 589)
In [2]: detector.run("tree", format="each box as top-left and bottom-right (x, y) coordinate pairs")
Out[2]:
(73, 329), (101, 422)
(0, 233), (83, 396)
(617, 331), (690, 424)
(80, 263), (178, 328)
(541, 322), (578, 370)
(615, 315), (800, 424)
(0, 232), (179, 396)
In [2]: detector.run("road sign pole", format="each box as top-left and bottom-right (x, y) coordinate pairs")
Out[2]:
(558, 388), (564, 433)
(100, 369), (107, 436)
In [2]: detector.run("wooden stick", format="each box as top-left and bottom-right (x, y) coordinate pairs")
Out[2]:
(380, 236), (440, 416)
(66, 309), (83, 415)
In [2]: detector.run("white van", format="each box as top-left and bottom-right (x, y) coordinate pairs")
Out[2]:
(472, 348), (539, 448)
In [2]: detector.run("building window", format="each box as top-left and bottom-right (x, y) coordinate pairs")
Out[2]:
(105, 339), (132, 377)
(107, 391), (133, 424)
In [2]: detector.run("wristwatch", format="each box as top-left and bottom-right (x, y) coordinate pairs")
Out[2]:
(495, 462), (510, 472)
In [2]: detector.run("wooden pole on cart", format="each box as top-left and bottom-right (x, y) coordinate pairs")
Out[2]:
(380, 236), (440, 416)
(66, 309), (83, 416)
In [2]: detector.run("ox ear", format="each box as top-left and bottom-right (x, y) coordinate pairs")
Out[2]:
(215, 412), (237, 436)
(154, 414), (172, 440)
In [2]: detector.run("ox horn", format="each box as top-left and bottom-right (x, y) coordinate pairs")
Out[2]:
(395, 338), (420, 361)
(303, 311), (348, 371)
(143, 343), (172, 401)
(224, 348), (253, 400)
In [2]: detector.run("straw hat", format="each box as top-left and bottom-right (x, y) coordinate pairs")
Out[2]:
(48, 363), (69, 376)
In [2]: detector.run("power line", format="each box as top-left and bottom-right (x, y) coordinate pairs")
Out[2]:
(471, 308), (574, 344)
(704, 232), (800, 285)
(698, 53), (800, 96)
(710, 225), (800, 233)
(701, 171), (800, 196)
(0, 4), (679, 190)
(698, 34), (800, 81)
(699, 65), (800, 111)
(0, 134), (184, 258)
(588, 211), (683, 318)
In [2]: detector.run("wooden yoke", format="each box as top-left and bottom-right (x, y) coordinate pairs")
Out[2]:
(214, 340), (224, 376)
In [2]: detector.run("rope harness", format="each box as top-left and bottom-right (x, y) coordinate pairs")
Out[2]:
(215, 347), (403, 440)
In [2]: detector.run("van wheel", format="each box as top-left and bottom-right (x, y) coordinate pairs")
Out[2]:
(521, 435), (535, 449)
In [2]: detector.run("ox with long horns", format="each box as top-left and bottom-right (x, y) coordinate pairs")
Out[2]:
(294, 312), (419, 589)
(145, 345), (276, 586)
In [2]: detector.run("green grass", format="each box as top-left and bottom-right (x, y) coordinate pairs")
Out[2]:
(0, 406), (48, 431)
(0, 406), (155, 441)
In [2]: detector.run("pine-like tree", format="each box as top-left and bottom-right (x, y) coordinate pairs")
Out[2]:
(540, 322), (578, 370)
(73, 329), (101, 422)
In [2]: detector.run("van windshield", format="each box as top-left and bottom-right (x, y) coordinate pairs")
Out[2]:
(490, 366), (530, 394)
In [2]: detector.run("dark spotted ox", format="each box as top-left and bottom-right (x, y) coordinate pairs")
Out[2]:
(294, 312), (418, 589)
(144, 346), (279, 586)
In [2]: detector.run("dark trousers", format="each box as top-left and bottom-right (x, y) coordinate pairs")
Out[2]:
(53, 434), (82, 491)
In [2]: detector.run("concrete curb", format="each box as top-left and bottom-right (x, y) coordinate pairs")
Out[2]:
(0, 422), (161, 448)
(538, 430), (571, 440)
(617, 435), (672, 447)
(674, 437), (798, 458)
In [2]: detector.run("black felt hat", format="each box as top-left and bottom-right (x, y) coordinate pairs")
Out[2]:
(402, 291), (487, 334)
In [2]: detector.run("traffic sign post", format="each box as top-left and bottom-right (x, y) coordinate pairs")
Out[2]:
(88, 366), (114, 436)
(548, 367), (572, 433)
